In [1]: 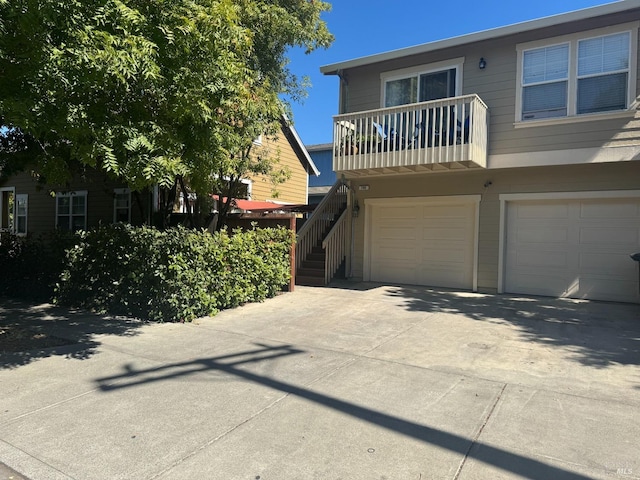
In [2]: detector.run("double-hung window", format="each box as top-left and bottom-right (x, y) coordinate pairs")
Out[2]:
(113, 188), (131, 223)
(56, 191), (87, 231)
(522, 44), (569, 120)
(577, 32), (630, 114)
(517, 25), (636, 123)
(15, 194), (27, 235)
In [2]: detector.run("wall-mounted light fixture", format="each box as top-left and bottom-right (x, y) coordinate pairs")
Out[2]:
(479, 57), (487, 70)
(352, 200), (360, 218)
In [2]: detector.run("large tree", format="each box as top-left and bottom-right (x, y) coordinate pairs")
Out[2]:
(0, 0), (332, 226)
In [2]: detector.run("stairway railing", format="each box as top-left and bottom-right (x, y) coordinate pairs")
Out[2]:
(322, 209), (349, 284)
(296, 179), (349, 273)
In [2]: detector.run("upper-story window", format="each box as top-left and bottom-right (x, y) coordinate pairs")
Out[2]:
(517, 25), (637, 123)
(381, 58), (464, 107)
(522, 43), (569, 119)
(577, 33), (630, 114)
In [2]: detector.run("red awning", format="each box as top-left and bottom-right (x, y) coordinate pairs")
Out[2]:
(212, 195), (294, 212)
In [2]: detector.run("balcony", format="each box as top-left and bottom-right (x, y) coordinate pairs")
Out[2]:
(332, 94), (489, 176)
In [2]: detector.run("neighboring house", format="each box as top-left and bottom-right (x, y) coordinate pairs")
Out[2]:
(0, 116), (318, 235)
(243, 116), (319, 206)
(1, 168), (149, 236)
(306, 143), (336, 205)
(298, 1), (640, 303)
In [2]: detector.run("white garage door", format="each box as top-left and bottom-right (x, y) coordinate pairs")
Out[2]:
(367, 197), (477, 289)
(505, 197), (640, 303)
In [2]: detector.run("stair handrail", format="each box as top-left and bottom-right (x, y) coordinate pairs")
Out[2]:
(321, 209), (349, 284)
(296, 179), (349, 270)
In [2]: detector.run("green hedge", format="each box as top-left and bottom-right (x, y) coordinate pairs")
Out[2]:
(54, 224), (294, 322)
(0, 231), (77, 302)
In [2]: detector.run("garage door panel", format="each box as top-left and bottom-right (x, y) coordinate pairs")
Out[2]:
(516, 227), (569, 244)
(577, 276), (639, 301)
(509, 273), (571, 297)
(422, 204), (471, 219)
(423, 227), (470, 241)
(376, 228), (416, 243)
(505, 197), (640, 303)
(419, 268), (468, 289)
(372, 262), (418, 285)
(580, 200), (640, 218)
(514, 203), (570, 219)
(579, 252), (637, 274)
(422, 246), (470, 263)
(514, 250), (569, 268)
(579, 227), (639, 245)
(374, 245), (417, 261)
(376, 206), (417, 220)
(369, 199), (476, 289)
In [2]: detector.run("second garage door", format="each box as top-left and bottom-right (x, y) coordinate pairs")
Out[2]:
(366, 197), (478, 289)
(504, 196), (640, 303)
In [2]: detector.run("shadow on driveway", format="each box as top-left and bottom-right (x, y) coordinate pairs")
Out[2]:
(353, 282), (640, 370)
(95, 343), (595, 480)
(0, 298), (143, 369)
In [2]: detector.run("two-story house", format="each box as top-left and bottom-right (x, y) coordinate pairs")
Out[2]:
(298, 1), (640, 303)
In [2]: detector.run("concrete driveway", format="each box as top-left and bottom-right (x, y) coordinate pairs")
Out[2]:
(1, 282), (639, 480)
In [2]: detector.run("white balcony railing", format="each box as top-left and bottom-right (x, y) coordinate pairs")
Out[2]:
(333, 94), (489, 175)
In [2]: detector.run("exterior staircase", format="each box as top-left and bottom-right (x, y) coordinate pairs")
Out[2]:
(296, 180), (349, 286)
(296, 246), (330, 286)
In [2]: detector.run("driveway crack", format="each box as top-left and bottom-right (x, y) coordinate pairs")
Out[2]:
(453, 383), (507, 480)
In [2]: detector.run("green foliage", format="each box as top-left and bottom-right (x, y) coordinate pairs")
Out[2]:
(55, 224), (294, 322)
(0, 231), (78, 302)
(0, 0), (333, 198)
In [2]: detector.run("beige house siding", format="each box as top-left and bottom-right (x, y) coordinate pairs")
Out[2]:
(340, 9), (640, 161)
(247, 132), (309, 204)
(1, 169), (145, 235)
(348, 161), (640, 292)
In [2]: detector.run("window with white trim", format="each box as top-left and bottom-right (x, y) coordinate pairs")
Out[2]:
(113, 188), (131, 223)
(522, 43), (569, 119)
(381, 59), (464, 107)
(56, 191), (87, 231)
(577, 32), (630, 114)
(15, 194), (27, 235)
(517, 26), (636, 122)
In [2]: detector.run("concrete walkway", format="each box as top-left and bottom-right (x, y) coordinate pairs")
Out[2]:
(1, 282), (639, 480)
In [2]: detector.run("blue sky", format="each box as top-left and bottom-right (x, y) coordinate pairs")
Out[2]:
(286, 0), (611, 146)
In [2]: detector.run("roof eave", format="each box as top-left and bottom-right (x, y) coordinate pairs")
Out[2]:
(320, 0), (640, 75)
(280, 115), (321, 177)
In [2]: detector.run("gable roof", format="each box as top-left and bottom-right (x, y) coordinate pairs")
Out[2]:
(321, 0), (640, 75)
(279, 114), (320, 177)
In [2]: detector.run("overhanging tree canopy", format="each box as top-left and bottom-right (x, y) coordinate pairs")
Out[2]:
(0, 0), (332, 215)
